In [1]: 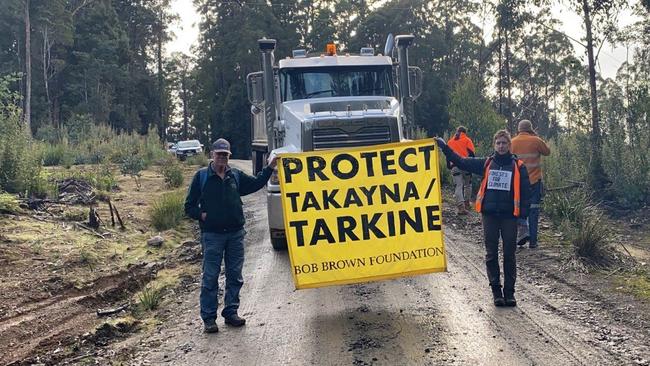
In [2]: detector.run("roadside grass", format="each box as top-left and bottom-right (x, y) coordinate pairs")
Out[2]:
(0, 193), (20, 214)
(544, 189), (615, 267)
(149, 190), (186, 231)
(137, 284), (164, 311)
(616, 269), (650, 300)
(185, 154), (209, 167)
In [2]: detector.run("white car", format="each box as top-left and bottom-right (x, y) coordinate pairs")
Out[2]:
(175, 140), (203, 160)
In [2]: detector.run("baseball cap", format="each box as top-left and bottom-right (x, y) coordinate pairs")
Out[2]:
(211, 138), (231, 154)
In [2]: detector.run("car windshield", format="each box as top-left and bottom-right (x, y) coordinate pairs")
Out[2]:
(280, 65), (394, 102)
(177, 140), (200, 148)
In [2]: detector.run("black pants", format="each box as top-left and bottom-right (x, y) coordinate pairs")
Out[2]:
(481, 214), (517, 295)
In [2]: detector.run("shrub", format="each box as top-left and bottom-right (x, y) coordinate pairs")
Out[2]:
(162, 162), (184, 188)
(568, 213), (612, 266)
(186, 154), (209, 167)
(0, 193), (20, 214)
(138, 284), (163, 311)
(149, 190), (185, 230)
(120, 155), (146, 189)
(544, 189), (597, 226)
(41, 144), (66, 166)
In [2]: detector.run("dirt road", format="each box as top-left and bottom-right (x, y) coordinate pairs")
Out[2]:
(108, 160), (649, 366)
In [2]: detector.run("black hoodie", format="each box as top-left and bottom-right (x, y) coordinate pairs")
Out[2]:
(184, 163), (273, 232)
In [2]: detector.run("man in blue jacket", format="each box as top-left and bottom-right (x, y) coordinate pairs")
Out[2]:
(185, 138), (277, 333)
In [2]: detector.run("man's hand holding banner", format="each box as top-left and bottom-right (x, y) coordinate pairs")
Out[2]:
(278, 140), (447, 289)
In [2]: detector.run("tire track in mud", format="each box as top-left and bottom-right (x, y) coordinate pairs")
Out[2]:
(443, 227), (649, 365)
(0, 264), (155, 365)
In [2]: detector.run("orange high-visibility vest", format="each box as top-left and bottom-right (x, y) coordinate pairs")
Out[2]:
(475, 158), (524, 217)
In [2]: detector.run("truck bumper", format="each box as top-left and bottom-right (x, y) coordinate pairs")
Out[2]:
(267, 191), (285, 238)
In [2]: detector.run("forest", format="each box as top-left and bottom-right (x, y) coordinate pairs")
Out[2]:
(0, 0), (649, 207)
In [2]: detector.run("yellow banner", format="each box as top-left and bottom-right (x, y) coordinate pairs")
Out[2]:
(278, 139), (447, 289)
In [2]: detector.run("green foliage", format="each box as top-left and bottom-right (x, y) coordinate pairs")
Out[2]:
(568, 213), (612, 266)
(0, 193), (20, 214)
(149, 190), (185, 231)
(544, 189), (596, 226)
(0, 75), (47, 197)
(41, 144), (66, 166)
(161, 162), (184, 189)
(448, 77), (504, 155)
(120, 155), (146, 189)
(54, 164), (117, 192)
(185, 154), (209, 167)
(138, 285), (163, 311)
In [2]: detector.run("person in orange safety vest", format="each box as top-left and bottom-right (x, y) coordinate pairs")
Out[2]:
(446, 126), (476, 215)
(511, 120), (550, 249)
(436, 130), (531, 307)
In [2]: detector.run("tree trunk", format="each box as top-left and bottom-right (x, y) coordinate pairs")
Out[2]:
(504, 28), (513, 133)
(157, 32), (164, 139)
(42, 27), (54, 127)
(582, 0), (608, 190)
(181, 74), (189, 140)
(498, 28), (503, 115)
(23, 0), (32, 134)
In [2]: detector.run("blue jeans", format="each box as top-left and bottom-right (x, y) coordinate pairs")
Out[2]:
(200, 229), (245, 325)
(518, 181), (543, 247)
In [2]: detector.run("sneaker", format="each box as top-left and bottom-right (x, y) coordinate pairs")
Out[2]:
(204, 323), (219, 333)
(224, 314), (246, 327)
(504, 294), (517, 307)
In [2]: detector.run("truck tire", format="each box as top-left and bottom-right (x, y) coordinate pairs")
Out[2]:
(271, 237), (287, 251)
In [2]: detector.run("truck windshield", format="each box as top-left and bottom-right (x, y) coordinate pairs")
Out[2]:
(280, 66), (394, 101)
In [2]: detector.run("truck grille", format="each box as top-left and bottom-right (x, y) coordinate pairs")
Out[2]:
(312, 126), (392, 150)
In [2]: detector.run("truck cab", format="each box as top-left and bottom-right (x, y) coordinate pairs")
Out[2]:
(247, 36), (421, 250)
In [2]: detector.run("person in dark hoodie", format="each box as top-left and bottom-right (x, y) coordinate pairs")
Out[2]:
(185, 138), (277, 333)
(435, 130), (530, 307)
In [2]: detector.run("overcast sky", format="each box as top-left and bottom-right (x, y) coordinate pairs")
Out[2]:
(167, 0), (639, 80)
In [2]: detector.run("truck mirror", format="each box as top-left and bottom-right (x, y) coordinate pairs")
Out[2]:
(408, 66), (423, 99)
(246, 71), (264, 106)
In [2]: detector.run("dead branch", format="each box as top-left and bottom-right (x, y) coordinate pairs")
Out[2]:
(96, 303), (129, 317)
(75, 222), (105, 239)
(112, 203), (126, 230)
(108, 199), (116, 227)
(546, 182), (582, 192)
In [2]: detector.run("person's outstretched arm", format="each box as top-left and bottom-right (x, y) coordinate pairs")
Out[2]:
(435, 138), (486, 176)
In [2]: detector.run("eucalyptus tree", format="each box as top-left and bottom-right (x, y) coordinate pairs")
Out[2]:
(564, 0), (628, 190)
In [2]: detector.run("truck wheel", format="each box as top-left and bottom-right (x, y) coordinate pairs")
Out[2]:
(271, 237), (287, 251)
(178, 154), (186, 161)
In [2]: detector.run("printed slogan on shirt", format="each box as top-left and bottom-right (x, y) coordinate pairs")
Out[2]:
(278, 140), (447, 289)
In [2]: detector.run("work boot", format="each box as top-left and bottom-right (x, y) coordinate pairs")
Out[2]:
(464, 200), (471, 211)
(516, 224), (529, 247)
(204, 322), (219, 333)
(457, 203), (468, 215)
(492, 286), (505, 307)
(224, 314), (246, 327)
(504, 293), (517, 307)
